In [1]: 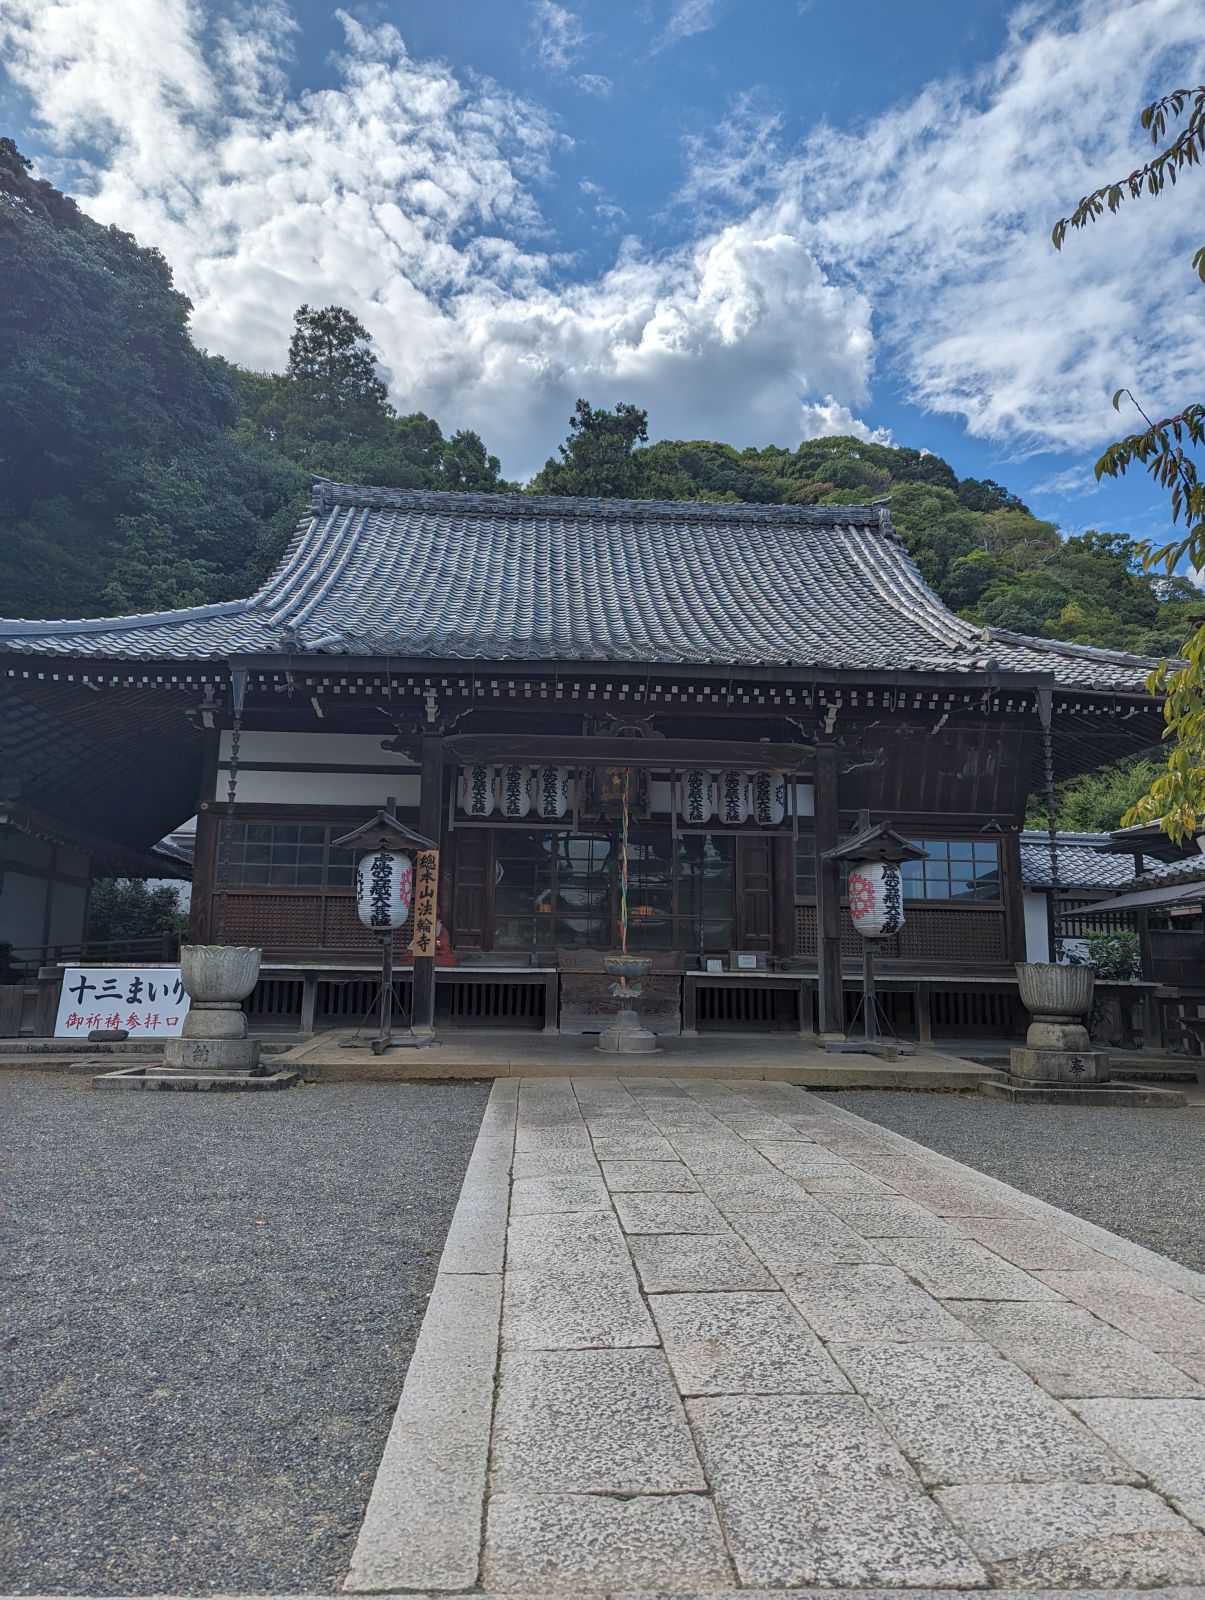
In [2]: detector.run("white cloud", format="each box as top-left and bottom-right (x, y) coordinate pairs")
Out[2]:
(690, 0), (1205, 455)
(574, 72), (613, 97)
(529, 1), (588, 73)
(1028, 466), (1102, 498)
(13, 0), (1184, 483)
(651, 0), (724, 54)
(1, 0), (878, 477)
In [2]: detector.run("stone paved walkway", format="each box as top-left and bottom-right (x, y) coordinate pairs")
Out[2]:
(345, 1076), (1205, 1596)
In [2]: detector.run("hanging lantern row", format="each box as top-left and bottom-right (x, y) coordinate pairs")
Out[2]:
(458, 764), (572, 820)
(458, 764), (789, 826)
(677, 769), (788, 827)
(354, 848), (413, 929)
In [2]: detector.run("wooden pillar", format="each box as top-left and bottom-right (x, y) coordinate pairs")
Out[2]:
(814, 743), (843, 1035)
(771, 835), (796, 960)
(300, 972), (318, 1036)
(411, 735), (444, 1038)
(1135, 907), (1163, 1048)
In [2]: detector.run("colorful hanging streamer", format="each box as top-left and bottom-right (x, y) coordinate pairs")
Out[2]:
(619, 768), (630, 956)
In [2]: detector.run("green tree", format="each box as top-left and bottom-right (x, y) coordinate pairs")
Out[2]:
(86, 878), (187, 944)
(530, 400), (649, 497)
(286, 303), (390, 413)
(1026, 758), (1166, 832)
(0, 139), (305, 617)
(1052, 85), (1205, 841)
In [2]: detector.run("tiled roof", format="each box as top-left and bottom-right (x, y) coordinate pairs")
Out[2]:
(1019, 831), (1162, 890)
(0, 484), (1161, 687)
(1134, 855), (1205, 890)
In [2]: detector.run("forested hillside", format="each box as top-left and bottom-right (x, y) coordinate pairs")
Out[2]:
(2, 138), (1197, 675)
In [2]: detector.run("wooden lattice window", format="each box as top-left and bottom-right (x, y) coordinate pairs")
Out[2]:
(217, 822), (359, 888)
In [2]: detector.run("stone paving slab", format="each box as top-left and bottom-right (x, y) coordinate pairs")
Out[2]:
(613, 1191), (728, 1234)
(600, 1159), (700, 1191)
(484, 1494), (732, 1592)
(954, 1217), (1114, 1271)
(1037, 1269), (1205, 1354)
(817, 1194), (957, 1237)
(837, 1344), (1137, 1486)
(649, 1291), (851, 1396)
(491, 1349), (706, 1495)
(877, 1234), (1063, 1299)
(511, 1175), (612, 1215)
(933, 1482), (1205, 1588)
(726, 1206), (886, 1268)
(345, 1078), (518, 1593)
(953, 1300), (1203, 1398)
(346, 1073), (1205, 1597)
(694, 1170), (820, 1213)
(501, 1267), (657, 1350)
(1067, 1399), (1205, 1529)
(688, 1394), (987, 1588)
(628, 1231), (776, 1292)
(781, 1262), (982, 1344)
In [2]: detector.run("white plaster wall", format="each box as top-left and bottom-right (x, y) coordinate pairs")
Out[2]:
(47, 882), (89, 946)
(0, 872), (49, 949)
(223, 771), (422, 806)
(217, 730), (419, 806)
(219, 730), (411, 765)
(1022, 888), (1051, 963)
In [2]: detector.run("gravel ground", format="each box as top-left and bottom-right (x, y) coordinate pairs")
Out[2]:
(821, 1090), (1205, 1272)
(2, 1071), (490, 1596)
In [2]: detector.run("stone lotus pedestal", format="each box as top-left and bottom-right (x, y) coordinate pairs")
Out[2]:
(982, 962), (1185, 1106)
(596, 955), (660, 1055)
(162, 945), (264, 1075)
(1009, 961), (1108, 1086)
(92, 945), (299, 1091)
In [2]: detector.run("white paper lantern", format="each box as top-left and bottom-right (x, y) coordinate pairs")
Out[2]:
(848, 860), (905, 938)
(496, 763), (533, 819)
(355, 850), (413, 930)
(536, 764), (571, 819)
(752, 770), (787, 826)
(679, 769), (716, 824)
(718, 769), (750, 826)
(458, 764), (495, 817)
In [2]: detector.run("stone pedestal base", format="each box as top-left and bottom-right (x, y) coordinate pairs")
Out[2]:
(162, 1037), (264, 1075)
(983, 1078), (1185, 1107)
(92, 1065), (299, 1092)
(990, 1043), (1185, 1104)
(596, 1012), (660, 1054)
(1009, 1046), (1109, 1086)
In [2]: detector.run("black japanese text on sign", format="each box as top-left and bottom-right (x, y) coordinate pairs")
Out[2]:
(409, 849), (440, 958)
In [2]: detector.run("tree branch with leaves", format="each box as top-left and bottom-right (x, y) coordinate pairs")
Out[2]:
(1053, 84), (1205, 842)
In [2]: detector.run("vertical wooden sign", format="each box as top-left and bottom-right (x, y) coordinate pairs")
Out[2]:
(409, 849), (441, 958)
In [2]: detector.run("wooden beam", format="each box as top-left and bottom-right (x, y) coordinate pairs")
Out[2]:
(814, 743), (843, 1035)
(444, 734), (814, 770)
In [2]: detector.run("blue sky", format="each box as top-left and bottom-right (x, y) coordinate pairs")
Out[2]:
(3, 0), (1203, 544)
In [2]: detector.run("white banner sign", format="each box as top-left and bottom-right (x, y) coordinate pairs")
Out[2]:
(55, 967), (191, 1038)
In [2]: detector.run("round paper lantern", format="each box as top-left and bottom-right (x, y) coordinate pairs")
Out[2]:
(497, 763), (533, 819)
(679, 769), (716, 824)
(752, 770), (787, 826)
(847, 860), (905, 938)
(718, 769), (750, 826)
(458, 764), (495, 817)
(536, 764), (570, 819)
(355, 849), (413, 929)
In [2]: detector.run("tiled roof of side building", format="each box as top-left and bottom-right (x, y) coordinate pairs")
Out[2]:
(1019, 832), (1164, 890)
(1134, 854), (1205, 890)
(0, 483), (1164, 688)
